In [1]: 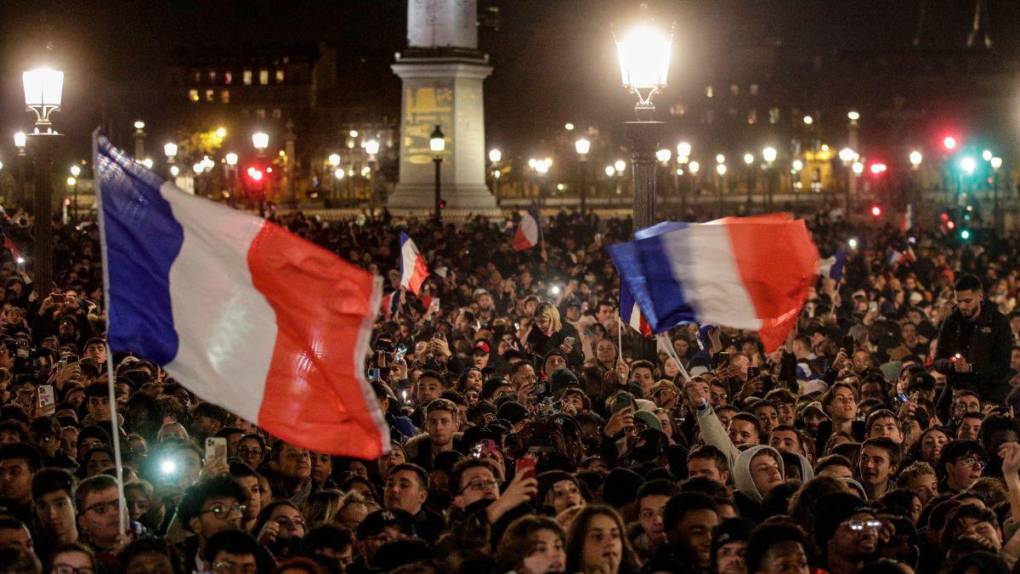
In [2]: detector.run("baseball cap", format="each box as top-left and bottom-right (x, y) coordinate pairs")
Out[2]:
(472, 288), (490, 299)
(473, 341), (491, 355)
(356, 509), (416, 540)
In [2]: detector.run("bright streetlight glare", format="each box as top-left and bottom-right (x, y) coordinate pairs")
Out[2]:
(604, 165), (616, 177)
(852, 162), (865, 175)
(792, 159), (804, 172)
(742, 153), (755, 165)
(909, 150), (923, 167)
(328, 153), (341, 167)
(716, 164), (727, 176)
(575, 138), (592, 156)
(715, 153), (726, 164)
(762, 146), (778, 164)
(688, 161), (700, 174)
(489, 148), (502, 163)
(70, 165), (81, 177)
(847, 111), (860, 121)
(615, 22), (672, 90)
(982, 149), (993, 162)
(991, 156), (1003, 170)
(225, 152), (238, 166)
(251, 131), (269, 151)
(677, 141), (692, 158)
(656, 148), (672, 164)
(614, 159), (626, 172)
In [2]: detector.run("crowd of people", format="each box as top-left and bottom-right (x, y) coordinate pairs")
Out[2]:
(0, 205), (1018, 574)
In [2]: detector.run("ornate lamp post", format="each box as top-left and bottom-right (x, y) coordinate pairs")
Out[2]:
(430, 125), (445, 222)
(615, 7), (672, 232)
(488, 148), (502, 202)
(575, 137), (591, 214)
(23, 65), (63, 296)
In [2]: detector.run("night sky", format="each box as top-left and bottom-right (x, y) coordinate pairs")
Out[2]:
(0, 0), (1018, 160)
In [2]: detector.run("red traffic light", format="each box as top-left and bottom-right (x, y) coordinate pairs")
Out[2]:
(870, 205), (882, 217)
(869, 163), (887, 175)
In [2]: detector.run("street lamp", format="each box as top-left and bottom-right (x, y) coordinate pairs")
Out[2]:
(614, 159), (626, 173)
(13, 132), (26, 156)
(715, 154), (726, 164)
(615, 5), (672, 231)
(656, 148), (672, 165)
(488, 148), (502, 201)
(23, 67), (63, 132)
(909, 150), (923, 170)
(163, 142), (178, 161)
(252, 131), (269, 155)
(133, 120), (146, 159)
(742, 153), (754, 166)
(960, 156), (977, 175)
(762, 146), (777, 165)
(575, 137), (591, 214)
(488, 149), (502, 163)
(677, 141), (692, 161)
(364, 139), (380, 159)
(23, 64), (63, 296)
(430, 125), (445, 222)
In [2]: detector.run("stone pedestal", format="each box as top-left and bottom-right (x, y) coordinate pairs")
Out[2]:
(388, 1), (498, 217)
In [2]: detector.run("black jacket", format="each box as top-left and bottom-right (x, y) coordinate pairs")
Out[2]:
(934, 302), (1012, 404)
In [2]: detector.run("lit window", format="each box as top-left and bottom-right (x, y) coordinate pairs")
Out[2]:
(224, 71), (233, 85)
(259, 70), (269, 85)
(769, 107), (781, 124)
(705, 86), (714, 98)
(221, 90), (230, 103)
(256, 108), (266, 119)
(747, 109), (757, 124)
(205, 89), (214, 102)
(209, 69), (217, 83)
(750, 83), (759, 96)
(272, 108), (282, 119)
(243, 70), (253, 85)
(275, 69), (285, 83)
(730, 84), (739, 95)
(188, 89), (199, 102)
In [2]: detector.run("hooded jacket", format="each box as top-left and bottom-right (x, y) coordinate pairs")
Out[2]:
(732, 445), (785, 504)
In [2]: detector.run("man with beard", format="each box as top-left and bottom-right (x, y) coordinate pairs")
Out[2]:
(935, 274), (1012, 404)
(815, 494), (879, 574)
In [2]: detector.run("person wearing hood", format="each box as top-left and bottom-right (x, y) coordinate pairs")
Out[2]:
(731, 445), (784, 521)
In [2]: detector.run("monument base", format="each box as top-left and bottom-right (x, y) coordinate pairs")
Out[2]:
(387, 182), (500, 218)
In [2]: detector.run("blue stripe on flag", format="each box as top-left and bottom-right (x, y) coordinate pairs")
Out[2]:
(608, 232), (700, 333)
(97, 137), (183, 364)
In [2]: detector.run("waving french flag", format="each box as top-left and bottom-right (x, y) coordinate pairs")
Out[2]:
(609, 214), (819, 352)
(399, 232), (429, 296)
(95, 137), (389, 459)
(513, 204), (542, 251)
(620, 281), (652, 337)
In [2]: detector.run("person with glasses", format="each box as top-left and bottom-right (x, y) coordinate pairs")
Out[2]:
(448, 458), (536, 543)
(236, 434), (268, 472)
(48, 543), (96, 574)
(73, 474), (124, 569)
(205, 529), (270, 574)
(939, 440), (988, 494)
(176, 475), (249, 573)
(815, 493), (880, 574)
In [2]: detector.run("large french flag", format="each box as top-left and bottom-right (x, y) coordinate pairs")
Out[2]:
(609, 214), (818, 352)
(95, 137), (389, 459)
(399, 232), (429, 296)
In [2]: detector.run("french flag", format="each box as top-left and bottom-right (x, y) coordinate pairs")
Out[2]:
(512, 204), (541, 251)
(818, 250), (846, 281)
(620, 281), (652, 337)
(399, 232), (429, 296)
(95, 137), (389, 459)
(609, 214), (819, 352)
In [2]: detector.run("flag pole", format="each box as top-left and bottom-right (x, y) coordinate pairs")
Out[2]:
(617, 311), (624, 365)
(93, 127), (128, 539)
(657, 332), (691, 382)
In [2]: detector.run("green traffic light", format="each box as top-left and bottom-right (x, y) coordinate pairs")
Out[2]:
(960, 229), (971, 240)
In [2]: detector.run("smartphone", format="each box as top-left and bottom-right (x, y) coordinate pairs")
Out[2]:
(841, 335), (855, 353)
(205, 437), (228, 469)
(515, 454), (537, 481)
(564, 336), (576, 348)
(367, 368), (380, 382)
(868, 301), (878, 312)
(897, 392), (909, 404)
(38, 385), (55, 416)
(51, 293), (65, 303)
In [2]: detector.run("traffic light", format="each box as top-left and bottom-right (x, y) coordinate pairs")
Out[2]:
(943, 135), (958, 150)
(960, 229), (971, 241)
(246, 166), (264, 182)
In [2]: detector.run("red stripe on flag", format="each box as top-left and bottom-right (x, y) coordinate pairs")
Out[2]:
(724, 218), (819, 352)
(247, 221), (388, 458)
